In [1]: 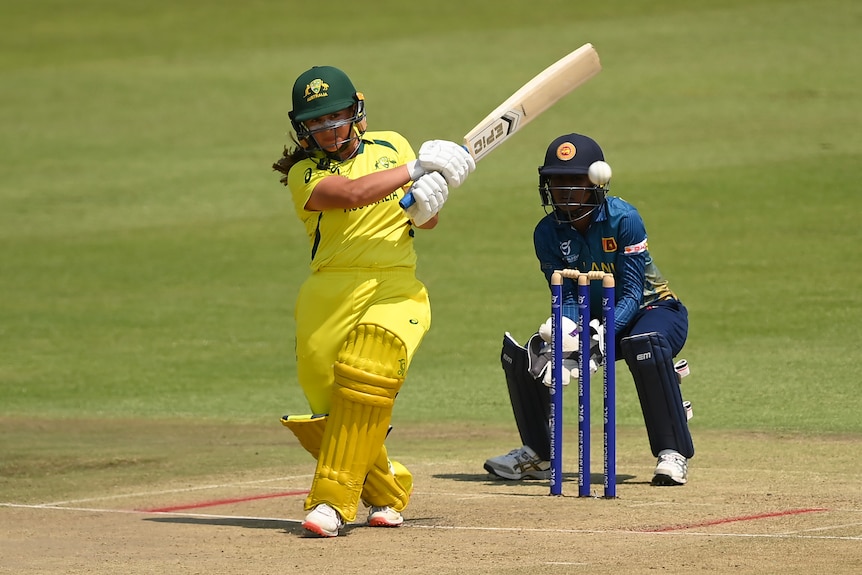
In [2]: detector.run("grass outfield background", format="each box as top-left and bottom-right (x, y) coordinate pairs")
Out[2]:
(1, 0), (860, 496)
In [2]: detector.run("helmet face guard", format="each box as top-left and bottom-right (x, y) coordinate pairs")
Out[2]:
(539, 180), (606, 224)
(537, 133), (609, 225)
(291, 97), (366, 158)
(288, 66), (367, 158)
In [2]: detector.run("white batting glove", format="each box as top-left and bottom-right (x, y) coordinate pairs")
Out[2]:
(407, 140), (476, 188)
(403, 171), (449, 226)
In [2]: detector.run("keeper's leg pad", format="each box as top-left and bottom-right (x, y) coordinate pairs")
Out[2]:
(280, 414), (327, 459)
(306, 324), (407, 522)
(621, 332), (695, 458)
(501, 332), (551, 461)
(360, 444), (413, 511)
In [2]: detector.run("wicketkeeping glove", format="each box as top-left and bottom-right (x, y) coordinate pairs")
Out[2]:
(530, 316), (605, 387)
(587, 318), (605, 370)
(535, 316), (580, 386)
(407, 140), (476, 188)
(526, 333), (580, 387)
(538, 316), (580, 351)
(403, 171), (448, 226)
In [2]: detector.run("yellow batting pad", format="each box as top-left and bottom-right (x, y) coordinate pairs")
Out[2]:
(389, 460), (413, 496)
(306, 324), (407, 522)
(362, 447), (413, 511)
(282, 414), (412, 510)
(280, 414), (327, 459)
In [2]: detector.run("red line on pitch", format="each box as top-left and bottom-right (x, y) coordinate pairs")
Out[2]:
(642, 507), (828, 533)
(140, 490), (309, 513)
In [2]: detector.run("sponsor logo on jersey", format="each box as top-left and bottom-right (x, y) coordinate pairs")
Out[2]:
(624, 238), (648, 255)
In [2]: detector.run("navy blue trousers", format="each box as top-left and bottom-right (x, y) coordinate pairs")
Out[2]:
(617, 298), (688, 357)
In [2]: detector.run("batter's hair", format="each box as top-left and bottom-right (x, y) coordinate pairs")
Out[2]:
(272, 137), (313, 186)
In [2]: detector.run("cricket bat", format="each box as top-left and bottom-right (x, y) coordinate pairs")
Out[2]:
(400, 42), (601, 209)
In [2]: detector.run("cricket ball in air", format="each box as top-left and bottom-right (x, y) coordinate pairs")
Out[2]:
(588, 161), (612, 186)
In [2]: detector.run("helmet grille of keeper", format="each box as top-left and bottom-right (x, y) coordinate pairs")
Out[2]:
(538, 133), (608, 225)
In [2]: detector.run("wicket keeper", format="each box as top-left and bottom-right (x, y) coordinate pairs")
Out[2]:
(485, 133), (694, 486)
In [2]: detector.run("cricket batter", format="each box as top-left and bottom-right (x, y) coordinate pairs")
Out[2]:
(484, 133), (694, 486)
(273, 65), (474, 537)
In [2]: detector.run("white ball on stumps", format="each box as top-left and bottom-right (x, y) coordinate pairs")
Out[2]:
(588, 161), (612, 186)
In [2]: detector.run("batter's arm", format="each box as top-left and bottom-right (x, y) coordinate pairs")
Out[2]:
(305, 165), (413, 211)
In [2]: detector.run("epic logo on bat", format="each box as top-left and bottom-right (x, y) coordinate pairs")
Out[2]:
(469, 110), (523, 160)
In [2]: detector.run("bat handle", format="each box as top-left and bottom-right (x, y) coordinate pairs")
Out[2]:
(399, 144), (470, 210)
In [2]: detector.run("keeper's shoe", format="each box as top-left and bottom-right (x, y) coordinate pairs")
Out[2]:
(651, 450), (688, 485)
(367, 506), (404, 527)
(484, 445), (551, 480)
(302, 503), (344, 537)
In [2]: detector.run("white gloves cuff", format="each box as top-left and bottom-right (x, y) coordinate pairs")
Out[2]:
(406, 159), (425, 182)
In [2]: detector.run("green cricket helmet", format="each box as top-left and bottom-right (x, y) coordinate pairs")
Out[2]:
(289, 66), (367, 154)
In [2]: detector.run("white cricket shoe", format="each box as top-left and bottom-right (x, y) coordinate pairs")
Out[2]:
(367, 506), (404, 527)
(652, 450), (688, 485)
(302, 503), (344, 537)
(484, 445), (551, 480)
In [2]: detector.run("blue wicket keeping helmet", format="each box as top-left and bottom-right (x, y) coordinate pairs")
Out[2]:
(538, 133), (609, 225)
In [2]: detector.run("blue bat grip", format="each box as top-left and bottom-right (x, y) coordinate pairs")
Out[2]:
(399, 193), (415, 209)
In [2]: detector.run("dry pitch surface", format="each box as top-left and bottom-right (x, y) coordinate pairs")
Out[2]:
(2, 428), (860, 574)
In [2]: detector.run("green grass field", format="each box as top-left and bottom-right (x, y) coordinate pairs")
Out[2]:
(2, 0), (861, 505)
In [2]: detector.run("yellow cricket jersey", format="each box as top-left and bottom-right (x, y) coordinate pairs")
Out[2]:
(287, 131), (417, 271)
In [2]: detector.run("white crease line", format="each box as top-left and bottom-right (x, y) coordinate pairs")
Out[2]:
(653, 530), (862, 541)
(780, 521), (862, 534)
(409, 524), (862, 540)
(2, 503), (861, 540)
(21, 483), (862, 514)
(0, 503), (299, 523)
(37, 475), (312, 506)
